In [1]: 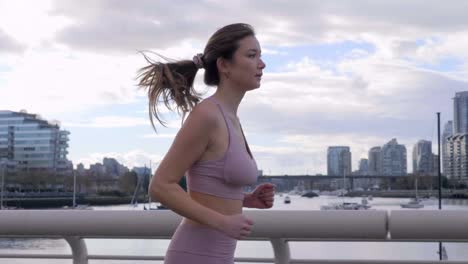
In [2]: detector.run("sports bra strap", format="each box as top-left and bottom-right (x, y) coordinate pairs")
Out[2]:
(208, 96), (253, 160)
(239, 123), (253, 160)
(207, 96), (232, 146)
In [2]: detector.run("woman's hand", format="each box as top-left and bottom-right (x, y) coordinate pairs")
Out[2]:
(244, 183), (275, 209)
(219, 214), (254, 240)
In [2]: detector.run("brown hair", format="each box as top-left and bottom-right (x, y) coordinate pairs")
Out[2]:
(137, 23), (255, 132)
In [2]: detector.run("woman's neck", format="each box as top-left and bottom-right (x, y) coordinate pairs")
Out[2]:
(212, 84), (245, 117)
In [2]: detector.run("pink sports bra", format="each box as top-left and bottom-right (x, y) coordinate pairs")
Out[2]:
(186, 96), (258, 200)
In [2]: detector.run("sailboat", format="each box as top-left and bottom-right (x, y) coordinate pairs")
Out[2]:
(401, 176), (424, 209)
(130, 176), (141, 208)
(321, 167), (372, 210)
(140, 162), (167, 210)
(438, 245), (448, 260)
(63, 171), (92, 210)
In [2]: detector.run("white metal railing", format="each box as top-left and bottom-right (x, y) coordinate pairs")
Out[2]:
(0, 210), (468, 264)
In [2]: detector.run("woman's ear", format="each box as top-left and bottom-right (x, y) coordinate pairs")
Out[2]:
(216, 57), (230, 76)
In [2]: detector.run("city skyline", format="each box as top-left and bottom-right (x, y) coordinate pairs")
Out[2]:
(1, 1), (467, 174)
(1, 108), (444, 177)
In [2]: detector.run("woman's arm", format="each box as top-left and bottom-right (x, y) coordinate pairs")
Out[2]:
(243, 183), (276, 208)
(149, 103), (226, 230)
(243, 192), (254, 208)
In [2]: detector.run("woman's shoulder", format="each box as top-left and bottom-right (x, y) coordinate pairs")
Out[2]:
(185, 98), (219, 127)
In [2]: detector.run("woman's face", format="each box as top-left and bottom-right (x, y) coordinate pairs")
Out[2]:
(226, 35), (266, 91)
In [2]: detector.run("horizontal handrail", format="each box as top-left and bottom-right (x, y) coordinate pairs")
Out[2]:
(1, 210), (467, 264)
(390, 210), (468, 240)
(0, 210), (388, 238)
(2, 210), (468, 241)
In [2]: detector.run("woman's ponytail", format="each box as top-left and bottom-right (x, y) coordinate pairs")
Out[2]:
(137, 52), (203, 132)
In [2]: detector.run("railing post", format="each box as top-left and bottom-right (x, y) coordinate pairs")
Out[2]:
(64, 236), (88, 264)
(270, 238), (290, 264)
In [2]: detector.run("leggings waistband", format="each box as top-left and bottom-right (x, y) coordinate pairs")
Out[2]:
(167, 221), (237, 258)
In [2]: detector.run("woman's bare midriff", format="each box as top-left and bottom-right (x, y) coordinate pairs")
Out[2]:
(184, 190), (243, 227)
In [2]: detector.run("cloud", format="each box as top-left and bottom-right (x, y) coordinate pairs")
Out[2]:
(238, 52), (467, 139)
(142, 133), (176, 139)
(47, 0), (468, 53)
(64, 116), (149, 128)
(0, 48), (143, 117)
(0, 0), (72, 49)
(0, 29), (24, 53)
(51, 0), (221, 53)
(74, 149), (162, 170)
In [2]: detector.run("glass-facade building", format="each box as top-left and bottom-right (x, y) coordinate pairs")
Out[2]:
(412, 140), (433, 175)
(0, 110), (72, 176)
(454, 92), (468, 134)
(445, 92), (468, 182)
(381, 138), (407, 176)
(368, 147), (382, 176)
(327, 146), (352, 176)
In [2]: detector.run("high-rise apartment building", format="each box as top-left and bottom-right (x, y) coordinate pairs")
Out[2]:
(327, 146), (352, 176)
(382, 138), (407, 176)
(453, 92), (468, 134)
(368, 147), (382, 176)
(442, 121), (453, 175)
(446, 92), (468, 182)
(358, 158), (369, 175)
(412, 140), (433, 175)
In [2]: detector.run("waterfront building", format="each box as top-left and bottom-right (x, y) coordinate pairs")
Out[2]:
(381, 138), (407, 176)
(327, 146), (352, 176)
(442, 121), (453, 175)
(445, 134), (468, 182)
(0, 110), (72, 190)
(368, 147), (382, 176)
(358, 158), (369, 175)
(412, 140), (433, 175)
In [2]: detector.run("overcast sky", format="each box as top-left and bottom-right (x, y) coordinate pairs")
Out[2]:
(1, 0), (467, 175)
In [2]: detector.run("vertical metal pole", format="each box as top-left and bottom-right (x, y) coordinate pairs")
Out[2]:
(437, 112), (442, 260)
(270, 238), (290, 264)
(73, 170), (77, 208)
(65, 236), (89, 264)
(438, 112), (442, 210)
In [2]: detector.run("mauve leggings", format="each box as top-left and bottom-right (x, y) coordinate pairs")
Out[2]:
(164, 221), (237, 264)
